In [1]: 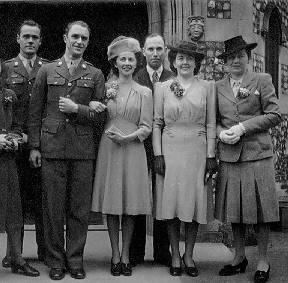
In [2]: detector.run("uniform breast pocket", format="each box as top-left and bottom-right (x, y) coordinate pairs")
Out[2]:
(47, 77), (66, 101)
(76, 79), (94, 103)
(6, 77), (24, 95)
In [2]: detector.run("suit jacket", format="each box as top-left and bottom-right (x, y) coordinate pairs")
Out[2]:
(134, 67), (173, 168)
(28, 56), (105, 159)
(4, 56), (50, 134)
(216, 71), (281, 162)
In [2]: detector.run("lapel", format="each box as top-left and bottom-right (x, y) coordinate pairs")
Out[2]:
(217, 76), (237, 104)
(240, 70), (257, 90)
(160, 69), (173, 82)
(55, 57), (70, 80)
(142, 68), (153, 91)
(69, 58), (90, 82)
(13, 56), (29, 79)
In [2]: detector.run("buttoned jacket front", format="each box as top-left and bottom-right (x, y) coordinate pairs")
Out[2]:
(216, 71), (281, 162)
(28, 56), (105, 159)
(4, 56), (50, 133)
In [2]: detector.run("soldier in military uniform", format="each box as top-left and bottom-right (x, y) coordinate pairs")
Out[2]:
(28, 20), (105, 280)
(2, 19), (49, 268)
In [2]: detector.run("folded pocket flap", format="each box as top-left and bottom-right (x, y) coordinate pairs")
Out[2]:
(76, 126), (91, 135)
(76, 80), (95, 88)
(47, 77), (66, 86)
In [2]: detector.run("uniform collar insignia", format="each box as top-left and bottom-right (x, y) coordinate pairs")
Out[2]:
(82, 63), (86, 69)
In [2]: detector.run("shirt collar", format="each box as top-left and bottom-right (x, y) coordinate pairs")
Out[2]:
(64, 54), (82, 68)
(146, 65), (163, 81)
(18, 54), (37, 67)
(230, 76), (243, 88)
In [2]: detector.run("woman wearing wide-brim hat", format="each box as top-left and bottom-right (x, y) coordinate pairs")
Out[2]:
(153, 40), (217, 277)
(215, 35), (281, 283)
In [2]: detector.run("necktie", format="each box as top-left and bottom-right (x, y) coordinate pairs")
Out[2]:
(69, 61), (77, 76)
(232, 81), (241, 97)
(26, 59), (33, 75)
(152, 71), (159, 84)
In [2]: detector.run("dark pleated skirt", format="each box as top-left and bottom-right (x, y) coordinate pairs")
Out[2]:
(215, 157), (279, 224)
(0, 154), (23, 233)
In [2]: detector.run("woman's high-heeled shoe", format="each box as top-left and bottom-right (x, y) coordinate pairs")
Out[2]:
(169, 265), (182, 276)
(121, 262), (132, 276)
(254, 265), (270, 283)
(219, 257), (248, 276)
(110, 258), (121, 276)
(182, 256), (199, 277)
(11, 262), (40, 277)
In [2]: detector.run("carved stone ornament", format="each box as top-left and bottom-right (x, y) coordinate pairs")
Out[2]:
(187, 15), (205, 42)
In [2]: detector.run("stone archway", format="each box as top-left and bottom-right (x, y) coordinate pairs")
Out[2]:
(262, 3), (282, 96)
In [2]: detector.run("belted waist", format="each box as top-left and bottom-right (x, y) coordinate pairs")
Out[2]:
(106, 117), (138, 135)
(165, 122), (206, 132)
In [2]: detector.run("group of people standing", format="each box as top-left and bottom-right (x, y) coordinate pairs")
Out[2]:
(0, 18), (281, 283)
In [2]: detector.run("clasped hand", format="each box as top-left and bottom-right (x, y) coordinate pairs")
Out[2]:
(105, 130), (129, 145)
(220, 124), (244, 145)
(59, 97), (78, 113)
(89, 101), (107, 113)
(0, 134), (12, 150)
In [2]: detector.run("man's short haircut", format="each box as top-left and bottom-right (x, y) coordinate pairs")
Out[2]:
(64, 21), (91, 36)
(17, 20), (42, 37)
(144, 33), (166, 47)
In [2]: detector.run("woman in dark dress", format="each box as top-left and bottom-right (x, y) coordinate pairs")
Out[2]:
(0, 61), (39, 277)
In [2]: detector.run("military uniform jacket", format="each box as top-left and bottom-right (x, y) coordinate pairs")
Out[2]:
(28, 56), (105, 159)
(216, 71), (281, 163)
(4, 56), (50, 134)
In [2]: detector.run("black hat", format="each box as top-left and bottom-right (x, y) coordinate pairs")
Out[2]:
(167, 41), (205, 61)
(217, 35), (257, 59)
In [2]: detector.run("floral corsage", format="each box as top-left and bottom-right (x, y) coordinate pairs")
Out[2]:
(237, 87), (250, 99)
(2, 91), (13, 109)
(105, 81), (119, 101)
(170, 80), (185, 98)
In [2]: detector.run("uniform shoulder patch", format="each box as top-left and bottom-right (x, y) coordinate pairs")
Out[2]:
(3, 58), (16, 64)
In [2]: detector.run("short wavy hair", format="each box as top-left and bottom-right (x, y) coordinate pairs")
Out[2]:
(168, 49), (202, 75)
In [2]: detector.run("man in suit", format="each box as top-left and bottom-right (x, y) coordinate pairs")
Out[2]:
(215, 36), (281, 283)
(2, 20), (49, 268)
(28, 20), (105, 280)
(130, 33), (173, 267)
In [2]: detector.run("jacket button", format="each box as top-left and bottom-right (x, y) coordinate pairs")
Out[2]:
(66, 95), (70, 98)
(66, 118), (69, 122)
(68, 82), (72, 86)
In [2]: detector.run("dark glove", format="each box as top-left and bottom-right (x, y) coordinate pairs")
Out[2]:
(154, 155), (165, 176)
(206, 157), (218, 175)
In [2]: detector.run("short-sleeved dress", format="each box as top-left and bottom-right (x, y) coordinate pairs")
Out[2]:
(153, 78), (216, 224)
(91, 81), (153, 215)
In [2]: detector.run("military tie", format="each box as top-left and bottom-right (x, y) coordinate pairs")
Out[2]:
(152, 71), (159, 84)
(69, 61), (77, 76)
(26, 59), (33, 75)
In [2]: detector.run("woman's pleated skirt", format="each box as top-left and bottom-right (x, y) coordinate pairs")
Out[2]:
(215, 157), (279, 224)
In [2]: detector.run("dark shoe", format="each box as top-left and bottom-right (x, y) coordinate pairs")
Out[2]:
(154, 255), (172, 267)
(129, 256), (144, 267)
(49, 268), (65, 280)
(2, 256), (11, 268)
(169, 265), (182, 276)
(182, 257), (199, 277)
(110, 259), (121, 276)
(69, 268), (86, 279)
(219, 257), (248, 276)
(254, 265), (270, 283)
(11, 262), (40, 277)
(121, 262), (132, 276)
